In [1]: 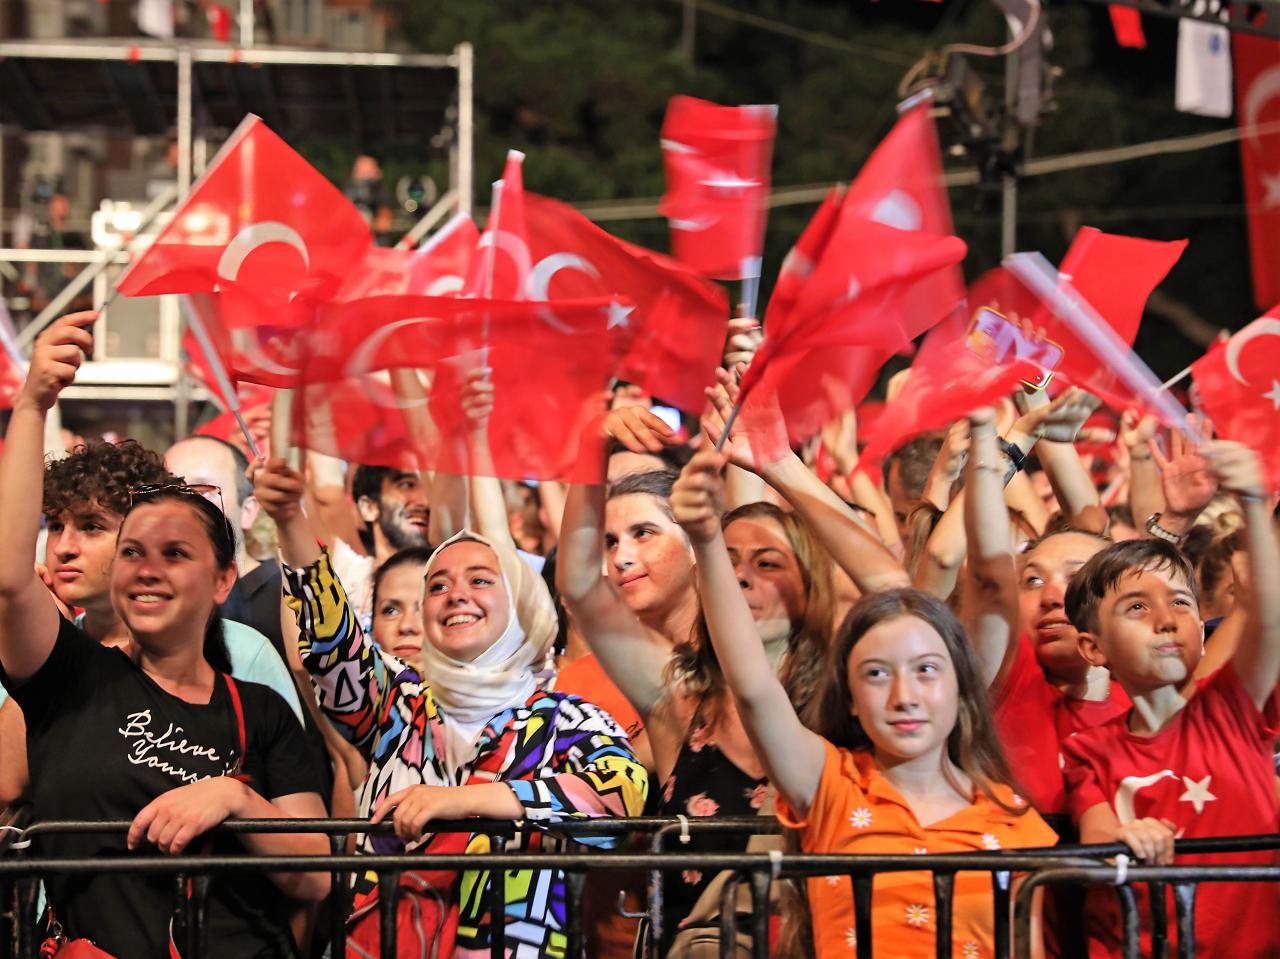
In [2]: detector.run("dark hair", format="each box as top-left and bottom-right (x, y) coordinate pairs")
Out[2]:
(1198, 528), (1246, 598)
(351, 464), (387, 505)
(605, 439), (691, 474)
(1179, 524), (1217, 571)
(123, 488), (237, 673)
(175, 435), (252, 506)
(668, 503), (837, 726)
(44, 440), (175, 519)
(1020, 525), (1112, 559)
(1064, 539), (1198, 635)
(885, 435), (943, 501)
(815, 588), (1025, 814)
(539, 546), (570, 657)
(372, 546), (433, 611)
(605, 468), (680, 519)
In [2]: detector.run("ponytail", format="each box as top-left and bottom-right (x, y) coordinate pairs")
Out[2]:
(203, 609), (232, 673)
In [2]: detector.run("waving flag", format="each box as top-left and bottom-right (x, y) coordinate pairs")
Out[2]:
(0, 301), (26, 409)
(336, 212), (478, 300)
(1235, 33), (1280, 310)
(522, 193), (727, 413)
(117, 115), (371, 327)
(660, 96), (777, 280)
(1192, 312), (1280, 487)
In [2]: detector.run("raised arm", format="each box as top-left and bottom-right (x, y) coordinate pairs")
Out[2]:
(961, 408), (1021, 690)
(0, 312), (96, 681)
(556, 407), (682, 721)
(254, 459), (392, 748)
(703, 368), (909, 594)
(1209, 442), (1280, 709)
(1020, 390), (1102, 521)
(671, 450), (826, 814)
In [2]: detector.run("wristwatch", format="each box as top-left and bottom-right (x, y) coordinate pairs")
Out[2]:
(999, 438), (1027, 486)
(1144, 512), (1186, 546)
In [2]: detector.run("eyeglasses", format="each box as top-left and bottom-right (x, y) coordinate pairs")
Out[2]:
(128, 482), (225, 516)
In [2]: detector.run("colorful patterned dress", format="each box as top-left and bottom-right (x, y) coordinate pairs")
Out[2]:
(284, 550), (648, 958)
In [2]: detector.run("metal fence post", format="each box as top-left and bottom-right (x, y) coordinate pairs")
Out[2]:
(186, 874), (211, 959)
(377, 869), (401, 959)
(932, 871), (955, 959)
(328, 832), (349, 955)
(489, 832), (506, 959)
(748, 867), (772, 959)
(564, 870), (587, 959)
(991, 869), (1012, 959)
(852, 873), (874, 959)
(1149, 880), (1168, 959)
(718, 871), (743, 959)
(1115, 883), (1141, 959)
(1171, 882), (1197, 959)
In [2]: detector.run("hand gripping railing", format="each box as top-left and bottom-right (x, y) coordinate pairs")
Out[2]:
(1, 817), (1278, 959)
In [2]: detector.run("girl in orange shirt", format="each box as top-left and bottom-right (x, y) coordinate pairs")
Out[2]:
(669, 410), (1058, 959)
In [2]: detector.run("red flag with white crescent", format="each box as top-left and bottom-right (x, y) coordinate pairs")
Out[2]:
(1235, 34), (1280, 311)
(117, 115), (371, 327)
(521, 192), (728, 414)
(659, 96), (776, 280)
(335, 213), (479, 300)
(1192, 311), (1280, 488)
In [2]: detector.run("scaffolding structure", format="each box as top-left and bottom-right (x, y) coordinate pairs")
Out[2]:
(0, 37), (474, 440)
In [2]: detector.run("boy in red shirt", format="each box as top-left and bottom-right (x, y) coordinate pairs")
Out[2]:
(1061, 441), (1280, 959)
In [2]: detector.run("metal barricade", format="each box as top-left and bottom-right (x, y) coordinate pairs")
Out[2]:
(0, 817), (1276, 959)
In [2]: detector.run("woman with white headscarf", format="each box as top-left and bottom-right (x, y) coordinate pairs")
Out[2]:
(254, 458), (648, 959)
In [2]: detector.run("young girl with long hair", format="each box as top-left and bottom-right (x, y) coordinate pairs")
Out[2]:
(669, 426), (1058, 958)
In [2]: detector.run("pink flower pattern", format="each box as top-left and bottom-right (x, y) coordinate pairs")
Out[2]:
(687, 723), (716, 753)
(686, 793), (720, 817)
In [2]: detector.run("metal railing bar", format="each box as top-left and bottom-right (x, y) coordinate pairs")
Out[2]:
(718, 871), (743, 959)
(1172, 881), (1197, 959)
(377, 869), (401, 959)
(565, 870), (586, 959)
(748, 868), (771, 959)
(932, 871), (954, 959)
(1149, 880), (1168, 959)
(991, 869), (1011, 959)
(328, 832), (348, 957)
(489, 833), (506, 959)
(1117, 882), (1141, 959)
(852, 873), (873, 959)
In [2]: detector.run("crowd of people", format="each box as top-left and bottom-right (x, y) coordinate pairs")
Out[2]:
(0, 304), (1275, 959)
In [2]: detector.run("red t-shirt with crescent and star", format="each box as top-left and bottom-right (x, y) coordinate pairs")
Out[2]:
(992, 635), (1130, 818)
(1062, 665), (1280, 959)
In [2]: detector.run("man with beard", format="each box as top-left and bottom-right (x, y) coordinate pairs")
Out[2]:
(330, 466), (431, 630)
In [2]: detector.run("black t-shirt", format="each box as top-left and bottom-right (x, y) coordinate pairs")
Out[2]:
(3, 617), (323, 959)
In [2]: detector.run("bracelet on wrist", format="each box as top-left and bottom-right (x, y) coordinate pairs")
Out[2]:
(1144, 512), (1187, 546)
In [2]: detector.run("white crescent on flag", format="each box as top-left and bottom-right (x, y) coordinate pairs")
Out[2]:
(216, 222), (310, 283)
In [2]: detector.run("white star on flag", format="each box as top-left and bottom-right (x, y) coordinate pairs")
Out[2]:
(1263, 379), (1280, 410)
(1178, 774), (1217, 814)
(606, 301), (635, 329)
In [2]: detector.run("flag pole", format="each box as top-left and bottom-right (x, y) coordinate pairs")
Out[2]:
(740, 255), (763, 321)
(1159, 364), (1192, 392)
(178, 296), (261, 459)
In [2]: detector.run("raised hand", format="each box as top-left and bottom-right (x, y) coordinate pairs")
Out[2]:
(1152, 427), (1218, 518)
(1119, 409), (1158, 452)
(460, 367), (495, 432)
(602, 405), (677, 455)
(724, 311), (764, 371)
(20, 311), (96, 412)
(701, 365), (789, 473)
(249, 457), (307, 526)
(1029, 387), (1101, 444)
(671, 450), (728, 545)
(1204, 440), (1265, 501)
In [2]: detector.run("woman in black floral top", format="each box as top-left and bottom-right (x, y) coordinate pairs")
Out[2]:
(558, 405), (909, 949)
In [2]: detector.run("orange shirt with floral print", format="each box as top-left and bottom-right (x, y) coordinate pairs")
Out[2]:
(777, 740), (1058, 959)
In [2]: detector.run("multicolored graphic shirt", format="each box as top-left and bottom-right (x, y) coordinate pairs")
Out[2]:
(283, 550), (648, 958)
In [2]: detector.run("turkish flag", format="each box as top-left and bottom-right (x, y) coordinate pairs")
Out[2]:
(1235, 34), (1280, 311)
(659, 96), (777, 280)
(766, 185), (845, 330)
(1192, 313), (1280, 487)
(181, 291), (301, 390)
(464, 151), (529, 299)
(1032, 227), (1186, 409)
(336, 212), (478, 300)
(522, 192), (728, 413)
(117, 115), (371, 327)
(857, 305), (1040, 470)
(0, 304), (25, 410)
(290, 376), (426, 472)
(1109, 6), (1146, 49)
(783, 103), (965, 353)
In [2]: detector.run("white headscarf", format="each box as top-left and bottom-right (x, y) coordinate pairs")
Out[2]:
(418, 530), (557, 725)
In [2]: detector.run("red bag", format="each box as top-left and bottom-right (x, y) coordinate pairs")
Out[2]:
(344, 833), (467, 959)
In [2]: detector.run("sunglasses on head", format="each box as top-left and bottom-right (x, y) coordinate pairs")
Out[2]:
(127, 482), (225, 515)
